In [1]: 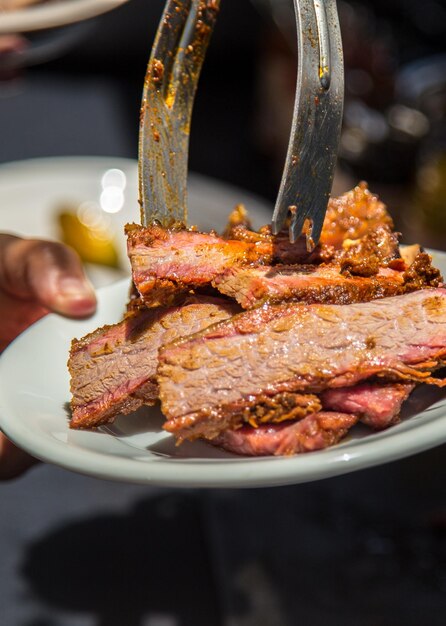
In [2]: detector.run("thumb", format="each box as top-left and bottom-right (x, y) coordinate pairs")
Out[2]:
(0, 235), (96, 317)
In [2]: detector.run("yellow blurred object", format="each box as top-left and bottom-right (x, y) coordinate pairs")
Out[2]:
(58, 208), (120, 268)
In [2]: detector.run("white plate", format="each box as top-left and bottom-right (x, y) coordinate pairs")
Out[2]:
(0, 156), (272, 287)
(2, 264), (446, 487)
(0, 156), (272, 256)
(0, 0), (130, 34)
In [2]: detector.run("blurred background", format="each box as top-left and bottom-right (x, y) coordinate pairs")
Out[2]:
(1, 0), (446, 244)
(0, 1), (445, 625)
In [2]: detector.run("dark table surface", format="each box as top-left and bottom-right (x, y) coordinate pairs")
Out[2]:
(0, 2), (445, 625)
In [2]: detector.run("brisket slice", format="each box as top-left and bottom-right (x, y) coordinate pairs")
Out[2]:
(127, 185), (396, 308)
(212, 412), (359, 456)
(127, 225), (401, 309)
(162, 382), (415, 444)
(159, 289), (446, 441)
(213, 251), (441, 310)
(126, 223), (272, 308)
(213, 265), (408, 309)
(69, 297), (238, 429)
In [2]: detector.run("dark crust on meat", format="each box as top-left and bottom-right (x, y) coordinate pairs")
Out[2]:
(402, 252), (443, 291)
(163, 392), (322, 441)
(240, 392), (322, 426)
(338, 225), (402, 277)
(227, 183), (393, 264)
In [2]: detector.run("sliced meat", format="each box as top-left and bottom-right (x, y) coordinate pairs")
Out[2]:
(128, 185), (396, 308)
(321, 383), (415, 429)
(69, 297), (238, 429)
(159, 289), (446, 441)
(214, 250), (441, 309)
(166, 382), (414, 444)
(212, 412), (358, 456)
(213, 264), (407, 309)
(127, 223), (272, 307)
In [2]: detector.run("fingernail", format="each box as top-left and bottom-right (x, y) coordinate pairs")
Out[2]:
(55, 277), (96, 316)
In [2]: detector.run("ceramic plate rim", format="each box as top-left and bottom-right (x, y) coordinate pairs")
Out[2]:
(0, 0), (130, 34)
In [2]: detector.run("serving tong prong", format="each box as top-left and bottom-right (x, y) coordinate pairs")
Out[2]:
(139, 0), (220, 227)
(140, 0), (343, 250)
(271, 0), (344, 248)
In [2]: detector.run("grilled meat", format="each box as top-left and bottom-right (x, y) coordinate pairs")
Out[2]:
(126, 223), (272, 308)
(128, 184), (397, 308)
(69, 182), (445, 457)
(69, 297), (238, 429)
(321, 181), (393, 247)
(213, 264), (408, 309)
(213, 249), (441, 309)
(159, 289), (446, 442)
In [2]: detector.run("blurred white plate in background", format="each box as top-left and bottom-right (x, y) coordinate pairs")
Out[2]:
(0, 156), (272, 286)
(0, 0), (130, 34)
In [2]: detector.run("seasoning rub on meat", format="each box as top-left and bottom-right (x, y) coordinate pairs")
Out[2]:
(68, 183), (446, 457)
(69, 297), (238, 429)
(159, 290), (446, 444)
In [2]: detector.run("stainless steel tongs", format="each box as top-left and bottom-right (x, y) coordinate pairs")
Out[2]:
(139, 0), (220, 227)
(139, 0), (344, 249)
(271, 0), (344, 248)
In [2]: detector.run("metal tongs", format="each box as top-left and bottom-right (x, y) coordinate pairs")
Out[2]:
(139, 0), (219, 227)
(139, 0), (344, 249)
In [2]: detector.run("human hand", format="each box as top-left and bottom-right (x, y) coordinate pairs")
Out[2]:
(0, 234), (96, 479)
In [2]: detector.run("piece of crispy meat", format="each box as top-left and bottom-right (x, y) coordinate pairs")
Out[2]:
(321, 181), (393, 247)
